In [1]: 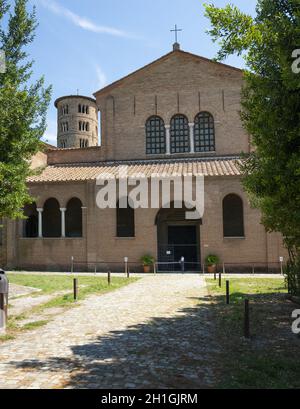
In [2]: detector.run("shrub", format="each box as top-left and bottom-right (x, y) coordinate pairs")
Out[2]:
(205, 255), (220, 266)
(284, 257), (300, 297)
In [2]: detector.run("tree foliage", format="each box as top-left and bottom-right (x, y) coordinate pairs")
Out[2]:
(0, 0), (52, 219)
(204, 0), (300, 265)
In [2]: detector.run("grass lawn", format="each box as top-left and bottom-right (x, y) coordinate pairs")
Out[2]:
(206, 277), (300, 389)
(2, 274), (138, 342)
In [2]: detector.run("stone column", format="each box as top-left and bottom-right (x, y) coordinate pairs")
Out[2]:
(189, 123), (195, 154)
(165, 125), (171, 155)
(60, 208), (67, 238)
(37, 208), (43, 238)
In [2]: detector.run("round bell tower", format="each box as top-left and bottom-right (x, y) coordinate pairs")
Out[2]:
(55, 95), (99, 149)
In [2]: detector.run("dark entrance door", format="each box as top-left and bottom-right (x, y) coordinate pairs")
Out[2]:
(168, 226), (199, 271)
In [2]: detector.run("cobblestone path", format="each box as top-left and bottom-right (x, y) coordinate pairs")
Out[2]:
(0, 275), (218, 389)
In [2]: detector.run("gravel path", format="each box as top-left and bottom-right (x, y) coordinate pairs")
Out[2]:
(0, 275), (218, 389)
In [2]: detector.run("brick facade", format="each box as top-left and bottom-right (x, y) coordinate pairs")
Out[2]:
(0, 47), (288, 272)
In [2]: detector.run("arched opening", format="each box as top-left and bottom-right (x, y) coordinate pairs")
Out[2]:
(23, 203), (38, 238)
(117, 198), (135, 238)
(223, 194), (245, 237)
(170, 114), (190, 154)
(43, 198), (61, 238)
(156, 203), (201, 272)
(66, 198), (83, 238)
(194, 112), (215, 152)
(145, 116), (166, 155)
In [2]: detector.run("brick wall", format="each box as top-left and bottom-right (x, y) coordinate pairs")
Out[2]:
(6, 176), (287, 271)
(96, 51), (250, 162)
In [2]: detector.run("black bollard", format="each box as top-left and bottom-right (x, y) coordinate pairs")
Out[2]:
(244, 299), (250, 338)
(219, 272), (222, 288)
(226, 280), (230, 304)
(108, 271), (111, 286)
(73, 278), (78, 301)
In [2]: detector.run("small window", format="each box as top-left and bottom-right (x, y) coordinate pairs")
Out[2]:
(61, 122), (68, 132)
(117, 199), (135, 237)
(62, 105), (69, 115)
(78, 104), (82, 113)
(80, 139), (89, 148)
(223, 194), (245, 237)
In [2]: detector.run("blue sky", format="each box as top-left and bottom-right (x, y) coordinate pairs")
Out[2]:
(24, 0), (257, 145)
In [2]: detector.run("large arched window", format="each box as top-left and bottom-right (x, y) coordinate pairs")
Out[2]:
(23, 203), (38, 238)
(43, 198), (61, 238)
(145, 116), (166, 155)
(66, 198), (83, 238)
(170, 115), (190, 153)
(117, 198), (135, 238)
(194, 112), (215, 152)
(223, 194), (245, 238)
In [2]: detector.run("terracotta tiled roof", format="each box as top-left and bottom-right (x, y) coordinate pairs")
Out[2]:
(27, 157), (243, 184)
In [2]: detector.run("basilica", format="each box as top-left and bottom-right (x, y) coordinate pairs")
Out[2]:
(0, 43), (287, 272)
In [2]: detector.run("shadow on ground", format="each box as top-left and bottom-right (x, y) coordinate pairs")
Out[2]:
(7, 291), (300, 389)
(8, 299), (220, 389)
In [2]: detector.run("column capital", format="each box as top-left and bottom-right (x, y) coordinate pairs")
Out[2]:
(37, 208), (43, 213)
(165, 125), (171, 130)
(188, 122), (195, 127)
(60, 208), (67, 212)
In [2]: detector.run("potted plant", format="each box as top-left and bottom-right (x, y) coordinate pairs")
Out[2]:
(141, 255), (155, 273)
(205, 255), (220, 274)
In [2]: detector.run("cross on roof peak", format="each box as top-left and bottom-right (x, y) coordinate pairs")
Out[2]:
(170, 24), (183, 45)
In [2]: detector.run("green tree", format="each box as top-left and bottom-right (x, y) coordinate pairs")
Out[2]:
(205, 1), (300, 251)
(0, 0), (51, 219)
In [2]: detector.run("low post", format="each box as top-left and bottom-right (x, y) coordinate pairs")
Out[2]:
(71, 256), (74, 274)
(214, 271), (216, 281)
(203, 263), (205, 275)
(252, 266), (255, 275)
(279, 257), (284, 275)
(244, 299), (250, 339)
(181, 257), (185, 274)
(153, 262), (157, 275)
(107, 271), (111, 286)
(226, 280), (230, 305)
(73, 278), (78, 301)
(94, 264), (97, 276)
(124, 257), (129, 278)
(223, 263), (226, 275)
(219, 272), (222, 288)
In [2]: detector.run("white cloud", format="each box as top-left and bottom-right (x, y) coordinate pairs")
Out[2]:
(37, 0), (133, 38)
(95, 65), (107, 89)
